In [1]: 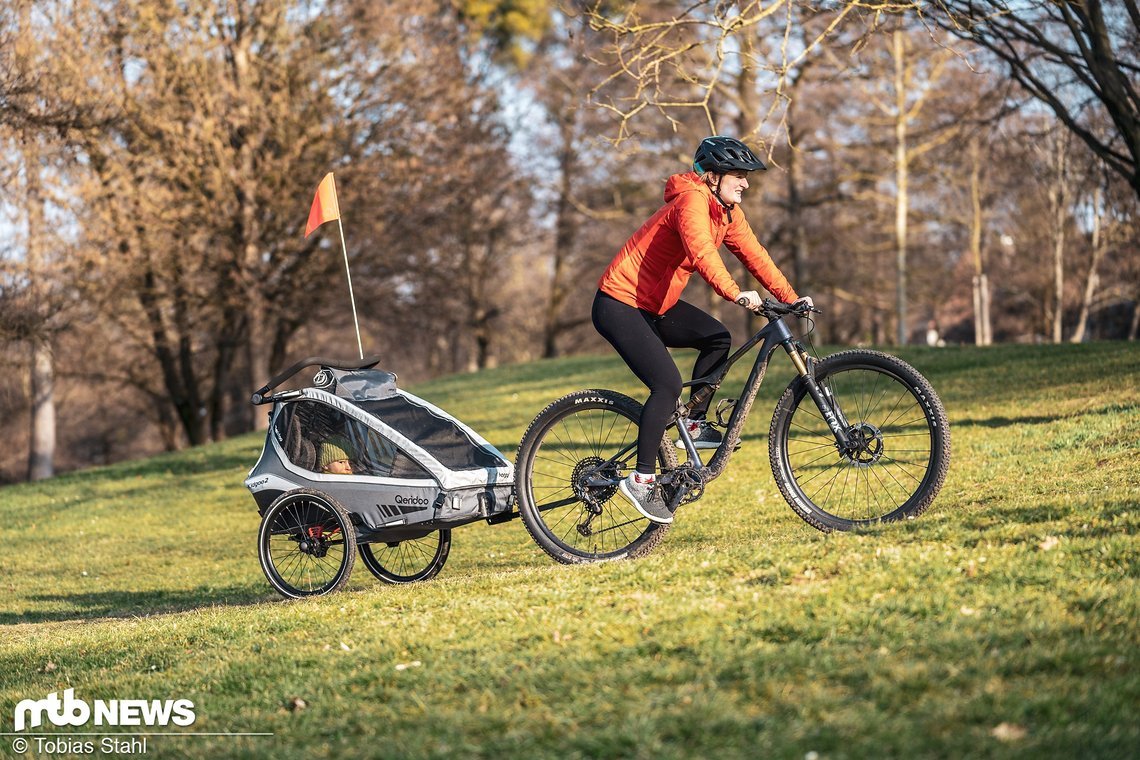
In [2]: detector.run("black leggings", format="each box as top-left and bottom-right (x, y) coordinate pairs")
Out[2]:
(592, 290), (731, 473)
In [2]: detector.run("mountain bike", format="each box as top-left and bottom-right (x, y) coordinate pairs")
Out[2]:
(514, 300), (951, 564)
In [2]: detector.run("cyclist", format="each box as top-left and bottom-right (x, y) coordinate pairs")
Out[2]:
(593, 135), (812, 524)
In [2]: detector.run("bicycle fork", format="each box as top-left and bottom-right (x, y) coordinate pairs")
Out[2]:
(779, 336), (852, 450)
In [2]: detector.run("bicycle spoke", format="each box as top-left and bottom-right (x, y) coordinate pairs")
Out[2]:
(781, 361), (941, 525)
(522, 398), (663, 560)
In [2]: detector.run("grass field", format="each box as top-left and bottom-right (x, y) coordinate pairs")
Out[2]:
(2, 343), (1138, 759)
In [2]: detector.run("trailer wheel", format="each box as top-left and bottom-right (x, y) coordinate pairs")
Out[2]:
(359, 530), (451, 583)
(258, 489), (356, 599)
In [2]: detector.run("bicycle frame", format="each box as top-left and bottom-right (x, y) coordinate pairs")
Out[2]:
(583, 311), (852, 497)
(677, 313), (835, 483)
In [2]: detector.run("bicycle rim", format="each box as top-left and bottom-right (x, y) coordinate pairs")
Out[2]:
(781, 363), (937, 525)
(261, 494), (351, 596)
(359, 531), (449, 583)
(525, 404), (655, 559)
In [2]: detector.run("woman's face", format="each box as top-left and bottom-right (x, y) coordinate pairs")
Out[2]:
(716, 171), (750, 205)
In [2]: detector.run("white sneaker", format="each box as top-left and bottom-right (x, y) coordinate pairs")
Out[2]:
(617, 472), (673, 524)
(675, 419), (725, 450)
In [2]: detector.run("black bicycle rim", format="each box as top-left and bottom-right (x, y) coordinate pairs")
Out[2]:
(783, 364), (936, 524)
(264, 497), (349, 595)
(359, 532), (447, 583)
(527, 406), (654, 559)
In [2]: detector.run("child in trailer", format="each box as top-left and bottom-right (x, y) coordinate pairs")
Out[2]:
(318, 436), (355, 475)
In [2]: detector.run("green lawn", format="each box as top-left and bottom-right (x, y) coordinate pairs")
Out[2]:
(2, 343), (1137, 759)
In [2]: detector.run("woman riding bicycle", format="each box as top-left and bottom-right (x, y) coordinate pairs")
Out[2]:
(593, 135), (813, 525)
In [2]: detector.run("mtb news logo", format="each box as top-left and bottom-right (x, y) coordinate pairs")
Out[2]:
(13, 688), (195, 731)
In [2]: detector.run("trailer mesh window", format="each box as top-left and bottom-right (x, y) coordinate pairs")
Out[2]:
(359, 395), (508, 471)
(275, 401), (432, 480)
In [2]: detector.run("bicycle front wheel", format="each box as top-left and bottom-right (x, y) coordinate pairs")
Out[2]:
(516, 389), (678, 564)
(769, 350), (950, 532)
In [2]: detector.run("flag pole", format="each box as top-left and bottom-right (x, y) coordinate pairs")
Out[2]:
(335, 216), (364, 360)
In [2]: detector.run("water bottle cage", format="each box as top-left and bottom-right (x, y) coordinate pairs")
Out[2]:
(714, 398), (737, 427)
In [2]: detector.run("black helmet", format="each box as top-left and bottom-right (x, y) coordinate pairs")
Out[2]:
(693, 136), (767, 173)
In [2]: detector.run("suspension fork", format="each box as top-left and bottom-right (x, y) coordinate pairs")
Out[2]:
(781, 339), (852, 449)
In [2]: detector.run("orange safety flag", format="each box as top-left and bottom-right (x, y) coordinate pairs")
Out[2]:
(304, 172), (341, 238)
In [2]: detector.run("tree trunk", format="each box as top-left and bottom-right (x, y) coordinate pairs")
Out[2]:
(137, 261), (209, 447)
(232, 27), (270, 431)
(893, 29), (909, 346)
(1071, 185), (1105, 343)
(28, 339), (55, 480)
(1049, 132), (1067, 343)
(19, 2), (55, 481)
(269, 319), (297, 379)
(24, 150), (55, 480)
(972, 276), (983, 345)
(543, 115), (578, 359)
(210, 309), (245, 442)
(473, 323), (492, 372)
(787, 119), (810, 291)
(968, 138), (992, 346)
(980, 273), (992, 345)
(243, 293), (272, 433)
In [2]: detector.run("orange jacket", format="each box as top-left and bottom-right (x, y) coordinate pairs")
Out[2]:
(598, 172), (798, 315)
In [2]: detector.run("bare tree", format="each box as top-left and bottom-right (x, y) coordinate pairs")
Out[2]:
(585, 1), (877, 143)
(967, 134), (994, 345)
(843, 23), (964, 344)
(9, 0), (56, 479)
(1047, 128), (1070, 343)
(935, 0), (1140, 199)
(1070, 181), (1105, 343)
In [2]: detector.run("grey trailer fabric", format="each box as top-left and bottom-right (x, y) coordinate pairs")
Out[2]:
(321, 368), (399, 401)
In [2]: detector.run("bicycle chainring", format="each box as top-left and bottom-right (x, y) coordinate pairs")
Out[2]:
(662, 465), (706, 510)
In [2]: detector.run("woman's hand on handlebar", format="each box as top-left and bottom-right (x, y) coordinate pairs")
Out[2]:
(738, 292), (820, 317)
(736, 290), (763, 312)
(791, 296), (819, 313)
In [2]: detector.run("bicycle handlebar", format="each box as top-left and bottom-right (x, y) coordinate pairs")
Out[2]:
(735, 297), (822, 318)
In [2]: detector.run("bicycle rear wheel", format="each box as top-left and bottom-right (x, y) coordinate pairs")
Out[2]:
(516, 389), (678, 564)
(769, 350), (950, 532)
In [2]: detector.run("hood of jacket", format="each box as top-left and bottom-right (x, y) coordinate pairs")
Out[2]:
(663, 171), (709, 204)
(664, 171), (733, 221)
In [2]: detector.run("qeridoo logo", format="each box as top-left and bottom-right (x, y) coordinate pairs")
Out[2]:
(13, 688), (196, 732)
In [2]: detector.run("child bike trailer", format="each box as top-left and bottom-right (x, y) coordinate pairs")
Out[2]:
(244, 356), (514, 598)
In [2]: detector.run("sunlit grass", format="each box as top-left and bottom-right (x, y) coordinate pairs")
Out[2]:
(2, 343), (1137, 758)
